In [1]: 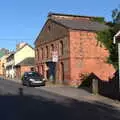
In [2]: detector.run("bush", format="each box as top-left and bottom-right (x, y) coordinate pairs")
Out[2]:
(79, 73), (92, 87)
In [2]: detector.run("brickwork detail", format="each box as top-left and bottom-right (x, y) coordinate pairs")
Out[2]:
(69, 30), (115, 86)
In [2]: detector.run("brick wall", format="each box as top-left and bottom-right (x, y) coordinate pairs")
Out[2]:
(35, 20), (68, 47)
(69, 30), (115, 86)
(21, 66), (32, 76)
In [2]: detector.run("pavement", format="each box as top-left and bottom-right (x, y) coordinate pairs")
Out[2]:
(0, 78), (120, 120)
(40, 85), (120, 107)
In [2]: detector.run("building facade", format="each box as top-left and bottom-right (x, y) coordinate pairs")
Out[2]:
(0, 54), (9, 76)
(14, 43), (35, 78)
(5, 52), (15, 78)
(35, 13), (115, 86)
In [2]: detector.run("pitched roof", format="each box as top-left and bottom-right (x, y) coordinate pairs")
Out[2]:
(51, 18), (108, 31)
(16, 44), (34, 53)
(16, 57), (35, 66)
(35, 13), (108, 44)
(6, 52), (15, 59)
(0, 48), (9, 58)
(48, 12), (104, 19)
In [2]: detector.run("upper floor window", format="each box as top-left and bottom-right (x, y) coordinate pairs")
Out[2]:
(51, 44), (54, 51)
(50, 44), (54, 58)
(48, 25), (51, 32)
(46, 46), (49, 58)
(41, 48), (43, 60)
(37, 48), (39, 60)
(59, 41), (64, 56)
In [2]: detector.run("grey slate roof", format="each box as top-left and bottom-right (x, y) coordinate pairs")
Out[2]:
(51, 18), (108, 31)
(48, 12), (104, 19)
(16, 57), (35, 66)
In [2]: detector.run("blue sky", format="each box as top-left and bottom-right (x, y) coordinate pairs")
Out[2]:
(0, 0), (119, 51)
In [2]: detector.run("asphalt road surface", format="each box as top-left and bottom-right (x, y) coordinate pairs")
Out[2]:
(0, 78), (120, 120)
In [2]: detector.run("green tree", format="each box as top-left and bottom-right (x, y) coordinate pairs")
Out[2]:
(97, 6), (120, 69)
(112, 6), (120, 24)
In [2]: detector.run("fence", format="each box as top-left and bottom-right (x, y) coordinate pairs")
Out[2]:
(79, 71), (120, 100)
(98, 71), (120, 100)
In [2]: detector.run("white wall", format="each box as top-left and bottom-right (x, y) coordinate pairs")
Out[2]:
(14, 45), (35, 65)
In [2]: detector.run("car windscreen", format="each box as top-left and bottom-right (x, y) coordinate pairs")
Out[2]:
(28, 72), (40, 78)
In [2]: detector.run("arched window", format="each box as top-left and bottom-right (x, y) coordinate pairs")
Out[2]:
(60, 62), (64, 82)
(41, 48), (43, 60)
(51, 44), (54, 58)
(36, 48), (39, 60)
(51, 44), (54, 51)
(59, 41), (64, 56)
(46, 46), (49, 58)
(41, 65), (44, 75)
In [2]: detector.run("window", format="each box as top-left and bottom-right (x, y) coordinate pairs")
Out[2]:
(48, 25), (51, 32)
(41, 48), (43, 60)
(28, 72), (40, 77)
(41, 65), (44, 75)
(24, 72), (28, 77)
(51, 44), (54, 51)
(37, 66), (39, 72)
(60, 62), (64, 82)
(36, 48), (39, 60)
(46, 46), (49, 58)
(59, 41), (64, 56)
(2, 63), (4, 68)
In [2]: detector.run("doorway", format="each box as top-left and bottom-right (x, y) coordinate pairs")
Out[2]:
(46, 62), (56, 82)
(60, 62), (64, 83)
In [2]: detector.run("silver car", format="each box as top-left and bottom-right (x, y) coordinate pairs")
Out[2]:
(21, 72), (46, 87)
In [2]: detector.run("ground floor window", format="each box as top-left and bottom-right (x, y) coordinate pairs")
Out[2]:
(60, 62), (64, 83)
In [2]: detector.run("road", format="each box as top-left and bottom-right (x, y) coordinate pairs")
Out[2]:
(0, 78), (120, 120)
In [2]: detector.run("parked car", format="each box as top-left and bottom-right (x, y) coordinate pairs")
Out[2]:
(21, 72), (46, 87)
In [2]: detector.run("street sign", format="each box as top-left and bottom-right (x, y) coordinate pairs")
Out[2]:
(52, 51), (58, 62)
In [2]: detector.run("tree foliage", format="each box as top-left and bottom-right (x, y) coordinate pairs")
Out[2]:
(97, 6), (120, 69)
(91, 17), (105, 23)
(112, 6), (120, 24)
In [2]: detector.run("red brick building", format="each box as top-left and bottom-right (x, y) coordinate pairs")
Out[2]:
(35, 13), (115, 86)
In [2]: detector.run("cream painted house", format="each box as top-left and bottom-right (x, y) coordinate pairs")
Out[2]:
(15, 44), (35, 66)
(5, 52), (15, 78)
(14, 43), (35, 78)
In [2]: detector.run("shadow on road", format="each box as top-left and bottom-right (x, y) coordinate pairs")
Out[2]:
(0, 87), (119, 120)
